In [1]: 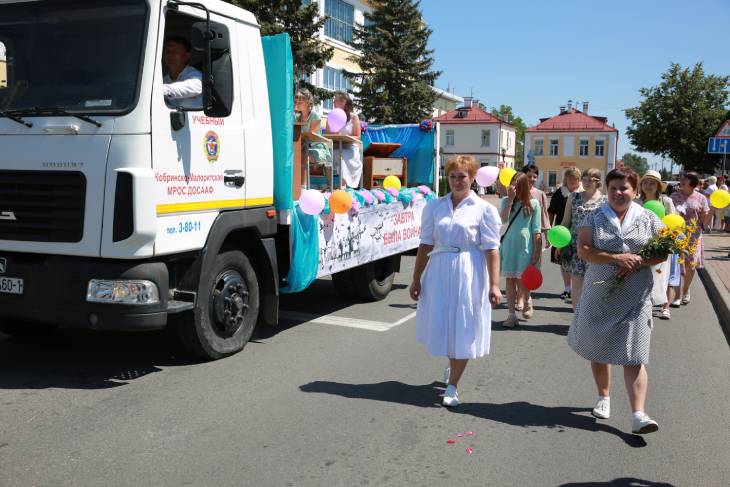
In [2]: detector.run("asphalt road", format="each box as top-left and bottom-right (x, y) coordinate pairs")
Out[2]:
(1, 255), (728, 487)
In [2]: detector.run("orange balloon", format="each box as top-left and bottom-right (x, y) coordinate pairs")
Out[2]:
(329, 190), (352, 214)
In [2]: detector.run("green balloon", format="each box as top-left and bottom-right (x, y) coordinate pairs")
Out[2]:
(548, 225), (572, 249)
(643, 200), (666, 219)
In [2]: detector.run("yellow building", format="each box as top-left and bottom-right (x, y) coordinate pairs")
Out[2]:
(524, 101), (618, 192)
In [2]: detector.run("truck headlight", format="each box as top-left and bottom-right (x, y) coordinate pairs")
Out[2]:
(86, 279), (160, 305)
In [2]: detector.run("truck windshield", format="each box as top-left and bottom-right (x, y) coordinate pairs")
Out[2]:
(0, 0), (148, 114)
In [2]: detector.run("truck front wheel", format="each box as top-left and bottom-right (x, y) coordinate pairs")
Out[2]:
(177, 251), (260, 360)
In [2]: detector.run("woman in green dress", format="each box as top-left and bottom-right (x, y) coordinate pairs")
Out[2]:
(500, 172), (542, 328)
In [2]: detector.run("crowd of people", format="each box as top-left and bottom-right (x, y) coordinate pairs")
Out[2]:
(410, 155), (718, 436)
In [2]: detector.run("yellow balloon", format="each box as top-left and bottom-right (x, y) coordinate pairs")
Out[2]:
(382, 175), (401, 190)
(499, 168), (517, 187)
(710, 189), (730, 209)
(662, 214), (685, 230)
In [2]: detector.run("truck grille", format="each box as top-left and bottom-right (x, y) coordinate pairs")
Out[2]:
(0, 170), (86, 242)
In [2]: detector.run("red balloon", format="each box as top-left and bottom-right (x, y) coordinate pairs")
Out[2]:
(520, 265), (543, 291)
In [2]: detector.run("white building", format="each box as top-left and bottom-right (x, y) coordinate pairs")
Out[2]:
(434, 97), (517, 169)
(432, 87), (464, 118)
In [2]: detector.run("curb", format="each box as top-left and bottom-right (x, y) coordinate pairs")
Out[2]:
(698, 264), (730, 342)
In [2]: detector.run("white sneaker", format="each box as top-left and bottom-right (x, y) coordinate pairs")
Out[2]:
(443, 366), (451, 384)
(670, 299), (681, 308)
(592, 397), (610, 419)
(632, 412), (659, 434)
(442, 385), (459, 407)
(681, 293), (690, 305)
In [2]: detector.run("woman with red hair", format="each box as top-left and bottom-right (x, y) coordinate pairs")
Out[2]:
(499, 172), (542, 328)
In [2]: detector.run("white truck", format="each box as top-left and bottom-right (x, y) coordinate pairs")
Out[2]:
(0, 0), (431, 359)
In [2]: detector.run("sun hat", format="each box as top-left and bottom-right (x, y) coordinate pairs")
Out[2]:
(706, 176), (717, 184)
(641, 170), (667, 192)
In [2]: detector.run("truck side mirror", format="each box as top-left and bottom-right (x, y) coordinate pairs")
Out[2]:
(191, 21), (233, 118)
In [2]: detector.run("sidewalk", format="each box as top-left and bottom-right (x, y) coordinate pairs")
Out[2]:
(699, 231), (730, 336)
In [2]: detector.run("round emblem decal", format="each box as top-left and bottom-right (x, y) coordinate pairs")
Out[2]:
(204, 131), (221, 163)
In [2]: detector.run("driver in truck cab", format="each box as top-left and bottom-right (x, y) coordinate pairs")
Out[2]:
(162, 36), (202, 109)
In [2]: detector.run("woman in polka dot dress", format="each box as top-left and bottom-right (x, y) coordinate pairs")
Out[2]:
(567, 168), (665, 435)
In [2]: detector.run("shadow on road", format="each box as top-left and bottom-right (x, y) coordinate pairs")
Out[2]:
(300, 380), (647, 448)
(0, 330), (201, 390)
(492, 322), (570, 336)
(301, 380), (443, 409)
(559, 478), (675, 487)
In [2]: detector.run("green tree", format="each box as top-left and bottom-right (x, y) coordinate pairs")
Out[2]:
(659, 168), (672, 180)
(622, 153), (649, 175)
(625, 62), (729, 173)
(230, 0), (333, 100)
(490, 105), (526, 166)
(348, 0), (441, 123)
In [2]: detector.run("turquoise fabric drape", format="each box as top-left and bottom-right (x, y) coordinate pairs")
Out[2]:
(262, 34), (319, 293)
(262, 34), (293, 211)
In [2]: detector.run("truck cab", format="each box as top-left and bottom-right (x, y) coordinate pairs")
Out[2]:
(0, 0), (281, 356)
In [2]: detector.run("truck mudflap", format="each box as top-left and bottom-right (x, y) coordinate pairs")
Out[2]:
(0, 252), (169, 331)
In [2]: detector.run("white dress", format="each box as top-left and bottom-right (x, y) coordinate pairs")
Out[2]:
(334, 119), (363, 188)
(416, 192), (502, 359)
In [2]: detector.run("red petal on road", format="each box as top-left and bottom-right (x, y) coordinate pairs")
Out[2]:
(466, 447), (473, 455)
(447, 439), (456, 444)
(466, 431), (474, 436)
(457, 433), (464, 437)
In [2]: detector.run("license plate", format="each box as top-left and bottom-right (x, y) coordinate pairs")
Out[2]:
(0, 277), (24, 295)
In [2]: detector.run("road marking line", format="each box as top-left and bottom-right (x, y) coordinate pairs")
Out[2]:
(392, 311), (417, 327)
(279, 310), (416, 332)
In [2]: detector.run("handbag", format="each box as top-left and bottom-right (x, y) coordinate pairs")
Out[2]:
(501, 202), (523, 243)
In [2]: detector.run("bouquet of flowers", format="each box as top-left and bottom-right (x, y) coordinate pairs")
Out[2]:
(597, 220), (699, 298)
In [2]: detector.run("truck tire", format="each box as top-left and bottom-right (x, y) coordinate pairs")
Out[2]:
(177, 250), (259, 360)
(353, 256), (397, 302)
(331, 269), (357, 299)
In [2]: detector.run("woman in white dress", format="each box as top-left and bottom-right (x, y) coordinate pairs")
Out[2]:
(409, 155), (502, 407)
(326, 91), (362, 189)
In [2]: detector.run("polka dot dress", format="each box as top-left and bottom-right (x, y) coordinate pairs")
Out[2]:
(567, 204), (662, 365)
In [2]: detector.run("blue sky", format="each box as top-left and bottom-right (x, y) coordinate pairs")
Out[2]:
(420, 0), (730, 170)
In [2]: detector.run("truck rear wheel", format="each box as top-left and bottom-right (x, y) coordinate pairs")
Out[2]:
(353, 256), (397, 302)
(177, 250), (259, 360)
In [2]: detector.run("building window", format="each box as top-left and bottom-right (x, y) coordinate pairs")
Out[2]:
(322, 66), (350, 110)
(325, 0), (355, 44)
(595, 139), (605, 156)
(548, 171), (558, 188)
(579, 139), (589, 156)
(446, 130), (455, 147)
(481, 130), (490, 147)
(549, 139), (559, 156)
(534, 139), (544, 156)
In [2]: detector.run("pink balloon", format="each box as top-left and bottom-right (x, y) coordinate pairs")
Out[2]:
(299, 189), (325, 215)
(328, 108), (347, 133)
(387, 187), (399, 198)
(350, 199), (361, 213)
(476, 166), (499, 187)
(372, 189), (386, 202)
